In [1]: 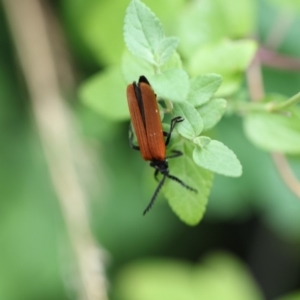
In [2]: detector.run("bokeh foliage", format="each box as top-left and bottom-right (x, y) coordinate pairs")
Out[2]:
(0, 0), (300, 299)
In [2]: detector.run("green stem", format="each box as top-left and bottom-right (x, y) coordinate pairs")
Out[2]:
(268, 91), (300, 112)
(230, 101), (267, 114)
(164, 99), (173, 112)
(231, 91), (300, 115)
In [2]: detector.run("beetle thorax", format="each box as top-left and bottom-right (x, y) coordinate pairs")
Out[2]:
(150, 159), (169, 174)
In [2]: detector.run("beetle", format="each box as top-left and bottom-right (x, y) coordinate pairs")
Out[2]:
(126, 75), (197, 215)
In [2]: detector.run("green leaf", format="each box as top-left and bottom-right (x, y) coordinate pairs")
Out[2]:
(124, 0), (178, 66)
(196, 136), (211, 147)
(177, 0), (256, 58)
(121, 50), (183, 85)
(189, 40), (257, 76)
(188, 40), (257, 96)
(124, 0), (163, 65)
(244, 108), (300, 154)
(193, 136), (212, 148)
(161, 51), (183, 71)
(197, 98), (227, 131)
(155, 37), (180, 66)
(187, 74), (223, 106)
(193, 253), (264, 300)
(115, 260), (195, 300)
(216, 0), (256, 38)
(121, 50), (154, 84)
(193, 137), (242, 177)
(63, 0), (185, 65)
(150, 69), (189, 102)
(79, 66), (129, 120)
(164, 142), (214, 225)
(173, 102), (203, 139)
(115, 253), (264, 300)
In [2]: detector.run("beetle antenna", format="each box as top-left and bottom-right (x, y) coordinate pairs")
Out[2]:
(143, 175), (167, 215)
(167, 174), (198, 193)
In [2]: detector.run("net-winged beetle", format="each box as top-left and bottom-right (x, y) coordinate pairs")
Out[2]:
(126, 75), (197, 214)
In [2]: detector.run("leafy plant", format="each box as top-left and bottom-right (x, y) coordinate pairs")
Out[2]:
(79, 0), (300, 226)
(121, 0), (242, 225)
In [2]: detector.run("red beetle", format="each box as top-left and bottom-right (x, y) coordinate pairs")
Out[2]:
(127, 76), (197, 214)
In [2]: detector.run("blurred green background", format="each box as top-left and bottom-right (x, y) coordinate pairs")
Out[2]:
(0, 0), (300, 299)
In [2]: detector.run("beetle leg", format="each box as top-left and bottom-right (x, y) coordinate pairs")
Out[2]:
(167, 174), (198, 193)
(129, 124), (140, 151)
(165, 116), (184, 146)
(166, 150), (183, 159)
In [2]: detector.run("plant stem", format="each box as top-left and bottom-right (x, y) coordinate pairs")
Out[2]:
(232, 91), (300, 115)
(245, 15), (300, 203)
(3, 1), (108, 299)
(272, 153), (300, 199)
(232, 101), (265, 114)
(268, 91), (300, 112)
